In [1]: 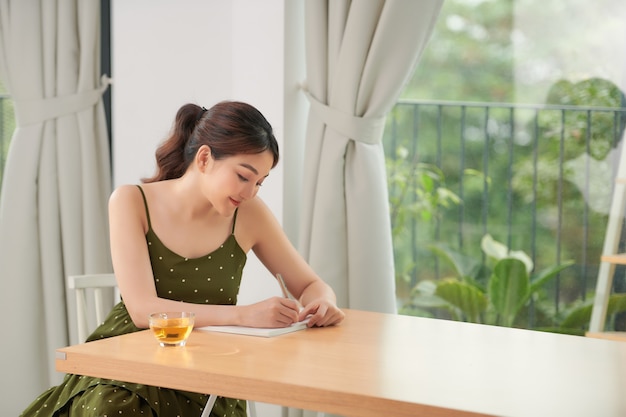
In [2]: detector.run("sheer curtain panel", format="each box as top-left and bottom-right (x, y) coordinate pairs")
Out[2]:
(299, 0), (442, 312)
(0, 1), (112, 414)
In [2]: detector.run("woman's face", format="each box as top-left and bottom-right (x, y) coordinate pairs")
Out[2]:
(202, 149), (274, 216)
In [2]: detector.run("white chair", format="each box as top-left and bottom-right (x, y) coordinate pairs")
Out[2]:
(67, 273), (119, 343)
(67, 273), (257, 417)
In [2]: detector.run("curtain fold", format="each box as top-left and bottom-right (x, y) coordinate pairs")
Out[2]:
(299, 0), (442, 312)
(293, 2), (442, 415)
(0, 1), (112, 414)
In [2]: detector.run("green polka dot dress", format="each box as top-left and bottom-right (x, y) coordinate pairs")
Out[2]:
(20, 186), (248, 417)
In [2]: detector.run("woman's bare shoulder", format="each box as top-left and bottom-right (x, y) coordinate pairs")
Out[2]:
(238, 196), (275, 220)
(234, 197), (281, 248)
(108, 184), (152, 232)
(109, 184), (161, 215)
(109, 184), (142, 205)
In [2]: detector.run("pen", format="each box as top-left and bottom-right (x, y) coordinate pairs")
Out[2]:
(275, 273), (303, 311)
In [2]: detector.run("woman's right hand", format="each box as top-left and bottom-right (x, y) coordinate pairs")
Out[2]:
(239, 297), (301, 328)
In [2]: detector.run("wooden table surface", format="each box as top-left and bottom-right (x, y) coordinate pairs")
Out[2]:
(56, 309), (626, 417)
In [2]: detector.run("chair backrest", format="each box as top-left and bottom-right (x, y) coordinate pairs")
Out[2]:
(67, 273), (119, 343)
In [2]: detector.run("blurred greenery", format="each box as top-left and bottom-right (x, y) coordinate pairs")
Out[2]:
(402, 0), (515, 102)
(387, 0), (626, 332)
(405, 234), (581, 330)
(0, 78), (15, 192)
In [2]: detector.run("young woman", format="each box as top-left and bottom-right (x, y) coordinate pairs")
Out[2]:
(21, 101), (345, 417)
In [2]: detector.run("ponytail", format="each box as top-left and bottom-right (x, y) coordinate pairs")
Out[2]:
(143, 101), (279, 183)
(142, 104), (205, 183)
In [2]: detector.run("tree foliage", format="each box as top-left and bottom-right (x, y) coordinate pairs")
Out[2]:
(388, 0), (626, 331)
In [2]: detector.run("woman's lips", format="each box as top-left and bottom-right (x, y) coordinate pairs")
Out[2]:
(229, 198), (240, 207)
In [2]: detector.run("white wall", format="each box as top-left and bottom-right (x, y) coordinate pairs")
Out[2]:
(112, 1), (305, 415)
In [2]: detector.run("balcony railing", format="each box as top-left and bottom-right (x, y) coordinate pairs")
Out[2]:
(384, 98), (626, 328)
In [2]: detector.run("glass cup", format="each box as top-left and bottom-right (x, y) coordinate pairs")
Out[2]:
(149, 312), (195, 347)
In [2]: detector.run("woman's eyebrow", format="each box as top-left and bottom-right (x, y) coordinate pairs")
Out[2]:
(239, 163), (258, 175)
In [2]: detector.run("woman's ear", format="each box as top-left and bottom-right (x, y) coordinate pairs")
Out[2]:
(196, 145), (212, 172)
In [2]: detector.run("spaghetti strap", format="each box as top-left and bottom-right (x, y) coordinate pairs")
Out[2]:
(136, 185), (152, 229)
(231, 208), (239, 234)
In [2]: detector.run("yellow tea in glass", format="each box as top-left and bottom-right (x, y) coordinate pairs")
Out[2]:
(149, 312), (195, 347)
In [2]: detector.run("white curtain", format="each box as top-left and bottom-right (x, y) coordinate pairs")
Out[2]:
(292, 1), (441, 416)
(0, 1), (112, 414)
(299, 0), (442, 312)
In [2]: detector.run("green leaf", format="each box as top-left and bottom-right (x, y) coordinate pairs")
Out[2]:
(529, 260), (574, 294)
(437, 188), (462, 206)
(435, 279), (488, 323)
(409, 280), (464, 320)
(606, 294), (626, 317)
(560, 303), (592, 329)
(488, 258), (530, 327)
(410, 280), (452, 309)
(414, 280), (437, 295)
(427, 243), (482, 281)
(561, 293), (626, 329)
(420, 173), (434, 192)
(507, 250), (534, 274)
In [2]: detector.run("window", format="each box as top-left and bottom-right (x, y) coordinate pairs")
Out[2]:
(0, 79), (15, 193)
(386, 0), (626, 333)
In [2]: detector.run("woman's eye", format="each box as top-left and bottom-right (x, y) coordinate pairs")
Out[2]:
(237, 174), (249, 182)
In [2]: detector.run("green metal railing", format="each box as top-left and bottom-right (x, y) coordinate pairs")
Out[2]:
(385, 99), (626, 324)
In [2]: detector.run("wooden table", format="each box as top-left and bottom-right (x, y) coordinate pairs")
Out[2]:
(56, 309), (626, 417)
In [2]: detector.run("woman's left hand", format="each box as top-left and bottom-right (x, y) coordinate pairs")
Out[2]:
(298, 299), (345, 327)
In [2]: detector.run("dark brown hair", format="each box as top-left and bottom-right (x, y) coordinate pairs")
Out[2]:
(143, 101), (279, 183)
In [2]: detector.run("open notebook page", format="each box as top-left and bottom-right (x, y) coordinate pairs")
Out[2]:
(197, 320), (308, 338)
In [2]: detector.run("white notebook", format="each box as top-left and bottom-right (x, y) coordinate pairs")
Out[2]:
(197, 320), (308, 338)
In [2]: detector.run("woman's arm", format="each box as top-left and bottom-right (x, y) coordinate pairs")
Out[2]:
(241, 198), (345, 327)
